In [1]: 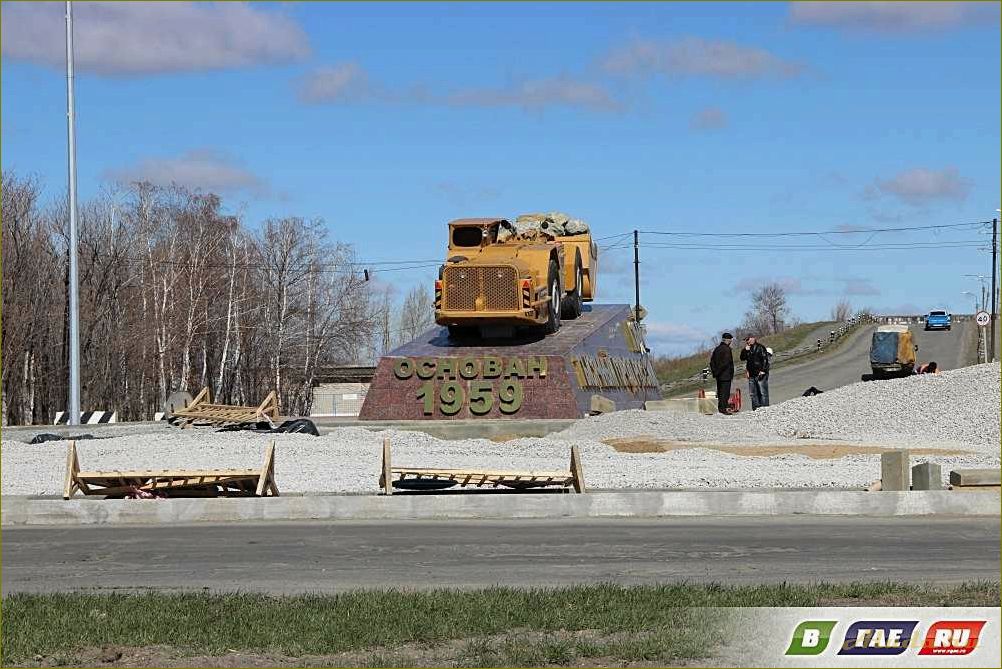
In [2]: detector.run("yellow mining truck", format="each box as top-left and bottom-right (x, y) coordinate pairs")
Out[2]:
(434, 213), (598, 338)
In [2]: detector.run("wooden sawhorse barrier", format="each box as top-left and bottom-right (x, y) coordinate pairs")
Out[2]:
(63, 441), (278, 499)
(379, 439), (585, 494)
(169, 387), (279, 428)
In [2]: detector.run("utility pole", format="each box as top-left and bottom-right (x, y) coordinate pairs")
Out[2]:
(992, 218), (998, 361)
(65, 1), (81, 425)
(633, 229), (641, 322)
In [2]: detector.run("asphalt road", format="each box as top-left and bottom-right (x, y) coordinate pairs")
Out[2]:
(3, 517), (998, 594)
(764, 319), (977, 404)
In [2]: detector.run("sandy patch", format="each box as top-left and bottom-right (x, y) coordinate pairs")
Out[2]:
(603, 437), (973, 459)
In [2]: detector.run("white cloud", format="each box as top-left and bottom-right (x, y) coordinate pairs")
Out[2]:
(297, 63), (371, 103)
(690, 106), (728, 131)
(790, 1), (998, 33)
(842, 278), (881, 296)
(601, 37), (804, 79)
(734, 276), (814, 295)
(297, 63), (622, 113)
(2, 1), (310, 75)
(644, 322), (712, 349)
(445, 75), (622, 113)
(868, 167), (971, 205)
(103, 149), (267, 196)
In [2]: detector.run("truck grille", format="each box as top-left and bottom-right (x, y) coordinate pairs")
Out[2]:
(443, 265), (519, 312)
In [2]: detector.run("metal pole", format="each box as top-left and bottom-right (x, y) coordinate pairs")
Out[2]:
(65, 1), (81, 425)
(633, 229), (641, 322)
(992, 219), (998, 361)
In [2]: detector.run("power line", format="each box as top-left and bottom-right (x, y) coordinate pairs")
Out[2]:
(637, 220), (990, 238)
(640, 240), (985, 252)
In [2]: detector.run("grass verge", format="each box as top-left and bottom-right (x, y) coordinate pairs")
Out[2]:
(654, 321), (833, 386)
(3, 581), (998, 666)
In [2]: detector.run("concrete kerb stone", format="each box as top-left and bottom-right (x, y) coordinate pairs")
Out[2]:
(2, 490), (998, 526)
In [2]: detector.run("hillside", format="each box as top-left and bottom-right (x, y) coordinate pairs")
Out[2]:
(653, 321), (834, 387)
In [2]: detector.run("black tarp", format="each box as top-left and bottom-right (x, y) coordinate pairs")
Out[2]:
(870, 331), (899, 364)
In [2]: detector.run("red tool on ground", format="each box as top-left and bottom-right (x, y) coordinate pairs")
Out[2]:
(728, 388), (742, 412)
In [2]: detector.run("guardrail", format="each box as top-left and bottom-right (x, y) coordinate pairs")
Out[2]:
(877, 314), (974, 325)
(659, 313), (876, 394)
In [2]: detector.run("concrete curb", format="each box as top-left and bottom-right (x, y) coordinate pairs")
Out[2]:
(2, 490), (998, 526)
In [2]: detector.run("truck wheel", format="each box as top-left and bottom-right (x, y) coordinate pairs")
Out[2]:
(561, 258), (583, 319)
(544, 259), (561, 334)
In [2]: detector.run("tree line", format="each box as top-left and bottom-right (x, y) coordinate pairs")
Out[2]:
(1, 171), (432, 425)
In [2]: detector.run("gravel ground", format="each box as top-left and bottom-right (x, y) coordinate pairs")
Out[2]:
(749, 362), (1000, 448)
(2, 364), (998, 495)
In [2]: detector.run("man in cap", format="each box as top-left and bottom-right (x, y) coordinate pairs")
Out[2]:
(709, 333), (736, 414)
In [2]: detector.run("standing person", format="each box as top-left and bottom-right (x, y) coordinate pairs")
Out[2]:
(740, 335), (771, 410)
(709, 333), (735, 414)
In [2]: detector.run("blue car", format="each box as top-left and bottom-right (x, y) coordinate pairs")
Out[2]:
(924, 310), (951, 331)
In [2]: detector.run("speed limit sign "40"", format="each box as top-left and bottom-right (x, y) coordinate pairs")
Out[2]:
(975, 311), (991, 327)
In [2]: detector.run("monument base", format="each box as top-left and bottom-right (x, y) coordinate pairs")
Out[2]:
(359, 305), (660, 420)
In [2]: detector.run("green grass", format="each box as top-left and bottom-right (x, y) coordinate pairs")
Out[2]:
(3, 582), (998, 665)
(654, 321), (834, 385)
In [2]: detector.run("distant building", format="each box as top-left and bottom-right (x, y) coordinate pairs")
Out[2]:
(310, 366), (375, 417)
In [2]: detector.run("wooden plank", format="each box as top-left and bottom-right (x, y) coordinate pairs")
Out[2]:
(950, 469), (1001, 487)
(256, 442), (275, 496)
(381, 438), (393, 495)
(78, 469), (259, 478)
(171, 390), (277, 427)
(67, 444), (275, 498)
(380, 444), (584, 493)
(63, 441), (79, 500)
(256, 390), (279, 420)
(389, 467), (571, 478)
(187, 386), (210, 409)
(570, 445), (586, 494)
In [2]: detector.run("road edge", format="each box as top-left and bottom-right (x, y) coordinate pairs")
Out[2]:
(2, 490), (998, 526)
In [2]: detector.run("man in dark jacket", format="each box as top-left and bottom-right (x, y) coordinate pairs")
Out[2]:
(709, 333), (735, 414)
(740, 335), (771, 410)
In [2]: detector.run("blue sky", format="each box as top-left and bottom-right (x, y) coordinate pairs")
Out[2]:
(2, 1), (1000, 354)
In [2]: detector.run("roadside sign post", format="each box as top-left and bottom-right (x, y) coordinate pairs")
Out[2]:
(975, 311), (990, 363)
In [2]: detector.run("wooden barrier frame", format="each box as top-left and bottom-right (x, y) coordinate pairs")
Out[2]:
(379, 438), (585, 495)
(170, 387), (279, 428)
(63, 441), (279, 499)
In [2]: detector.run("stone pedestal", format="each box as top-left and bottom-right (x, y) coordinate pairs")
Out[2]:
(359, 305), (661, 420)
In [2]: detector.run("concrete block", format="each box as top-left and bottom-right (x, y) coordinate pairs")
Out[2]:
(589, 395), (616, 414)
(697, 397), (717, 415)
(645, 398), (700, 414)
(911, 462), (942, 491)
(881, 450), (910, 491)
(950, 469), (1002, 487)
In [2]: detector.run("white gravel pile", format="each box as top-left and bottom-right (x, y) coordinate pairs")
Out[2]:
(4, 428), (992, 496)
(747, 362), (1000, 453)
(555, 409), (776, 443)
(2, 363), (997, 495)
